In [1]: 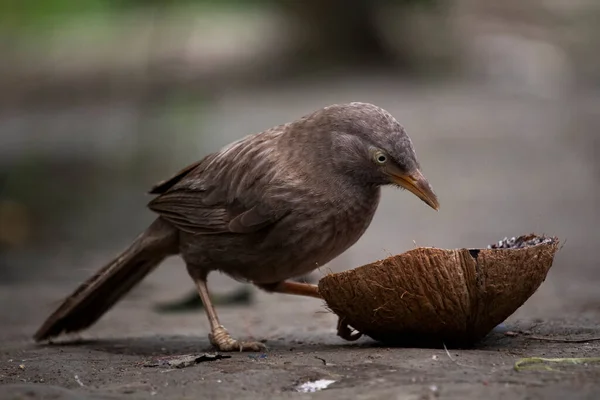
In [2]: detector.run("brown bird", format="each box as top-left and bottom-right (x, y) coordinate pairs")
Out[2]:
(33, 102), (439, 351)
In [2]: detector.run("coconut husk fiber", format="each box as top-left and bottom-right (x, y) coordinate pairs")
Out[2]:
(318, 234), (560, 347)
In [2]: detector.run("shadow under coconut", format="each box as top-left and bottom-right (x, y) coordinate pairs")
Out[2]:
(337, 327), (515, 350)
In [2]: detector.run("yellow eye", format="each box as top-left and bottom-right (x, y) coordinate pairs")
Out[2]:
(374, 151), (388, 165)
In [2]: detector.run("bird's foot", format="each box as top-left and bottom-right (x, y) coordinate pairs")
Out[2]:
(209, 325), (266, 352)
(337, 317), (363, 341)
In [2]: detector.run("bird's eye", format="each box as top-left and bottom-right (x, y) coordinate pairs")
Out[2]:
(374, 152), (387, 165)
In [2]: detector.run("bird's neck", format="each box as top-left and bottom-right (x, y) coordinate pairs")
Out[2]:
(274, 125), (381, 206)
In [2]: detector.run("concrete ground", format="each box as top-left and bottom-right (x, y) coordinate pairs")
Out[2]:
(1, 78), (600, 399)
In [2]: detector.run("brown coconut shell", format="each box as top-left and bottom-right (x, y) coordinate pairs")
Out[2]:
(318, 234), (560, 347)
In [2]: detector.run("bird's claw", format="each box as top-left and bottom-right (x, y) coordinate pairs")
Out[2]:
(336, 317), (363, 341)
(209, 325), (266, 352)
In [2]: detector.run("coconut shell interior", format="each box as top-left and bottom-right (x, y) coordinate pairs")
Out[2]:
(318, 234), (559, 347)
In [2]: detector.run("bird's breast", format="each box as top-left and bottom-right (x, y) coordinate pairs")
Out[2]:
(266, 185), (381, 270)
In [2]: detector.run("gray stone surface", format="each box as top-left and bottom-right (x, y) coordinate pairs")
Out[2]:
(1, 79), (599, 399)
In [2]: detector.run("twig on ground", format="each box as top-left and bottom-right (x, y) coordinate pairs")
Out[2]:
(74, 375), (85, 387)
(442, 343), (478, 369)
(526, 335), (600, 343)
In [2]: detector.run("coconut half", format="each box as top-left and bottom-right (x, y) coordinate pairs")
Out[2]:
(318, 234), (560, 347)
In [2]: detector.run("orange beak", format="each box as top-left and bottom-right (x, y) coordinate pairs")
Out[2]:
(388, 168), (439, 211)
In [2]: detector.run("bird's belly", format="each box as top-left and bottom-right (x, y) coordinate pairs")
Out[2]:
(180, 194), (380, 284)
(180, 230), (357, 284)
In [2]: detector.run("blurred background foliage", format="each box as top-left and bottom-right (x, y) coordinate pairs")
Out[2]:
(2, 0), (437, 25)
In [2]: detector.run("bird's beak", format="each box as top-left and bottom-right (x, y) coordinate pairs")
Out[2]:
(388, 168), (439, 211)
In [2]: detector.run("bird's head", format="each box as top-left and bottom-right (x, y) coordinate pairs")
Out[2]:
(316, 102), (439, 211)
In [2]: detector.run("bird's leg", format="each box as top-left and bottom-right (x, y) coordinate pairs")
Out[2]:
(258, 281), (363, 341)
(256, 281), (322, 299)
(192, 276), (265, 352)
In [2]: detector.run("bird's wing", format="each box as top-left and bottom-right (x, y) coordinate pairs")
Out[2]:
(148, 188), (287, 235)
(147, 135), (290, 235)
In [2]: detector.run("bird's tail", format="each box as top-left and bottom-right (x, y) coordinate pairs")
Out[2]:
(34, 218), (179, 342)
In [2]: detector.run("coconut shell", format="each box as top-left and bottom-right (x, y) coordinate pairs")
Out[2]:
(318, 234), (559, 347)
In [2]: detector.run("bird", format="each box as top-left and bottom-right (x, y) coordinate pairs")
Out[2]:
(33, 102), (439, 351)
